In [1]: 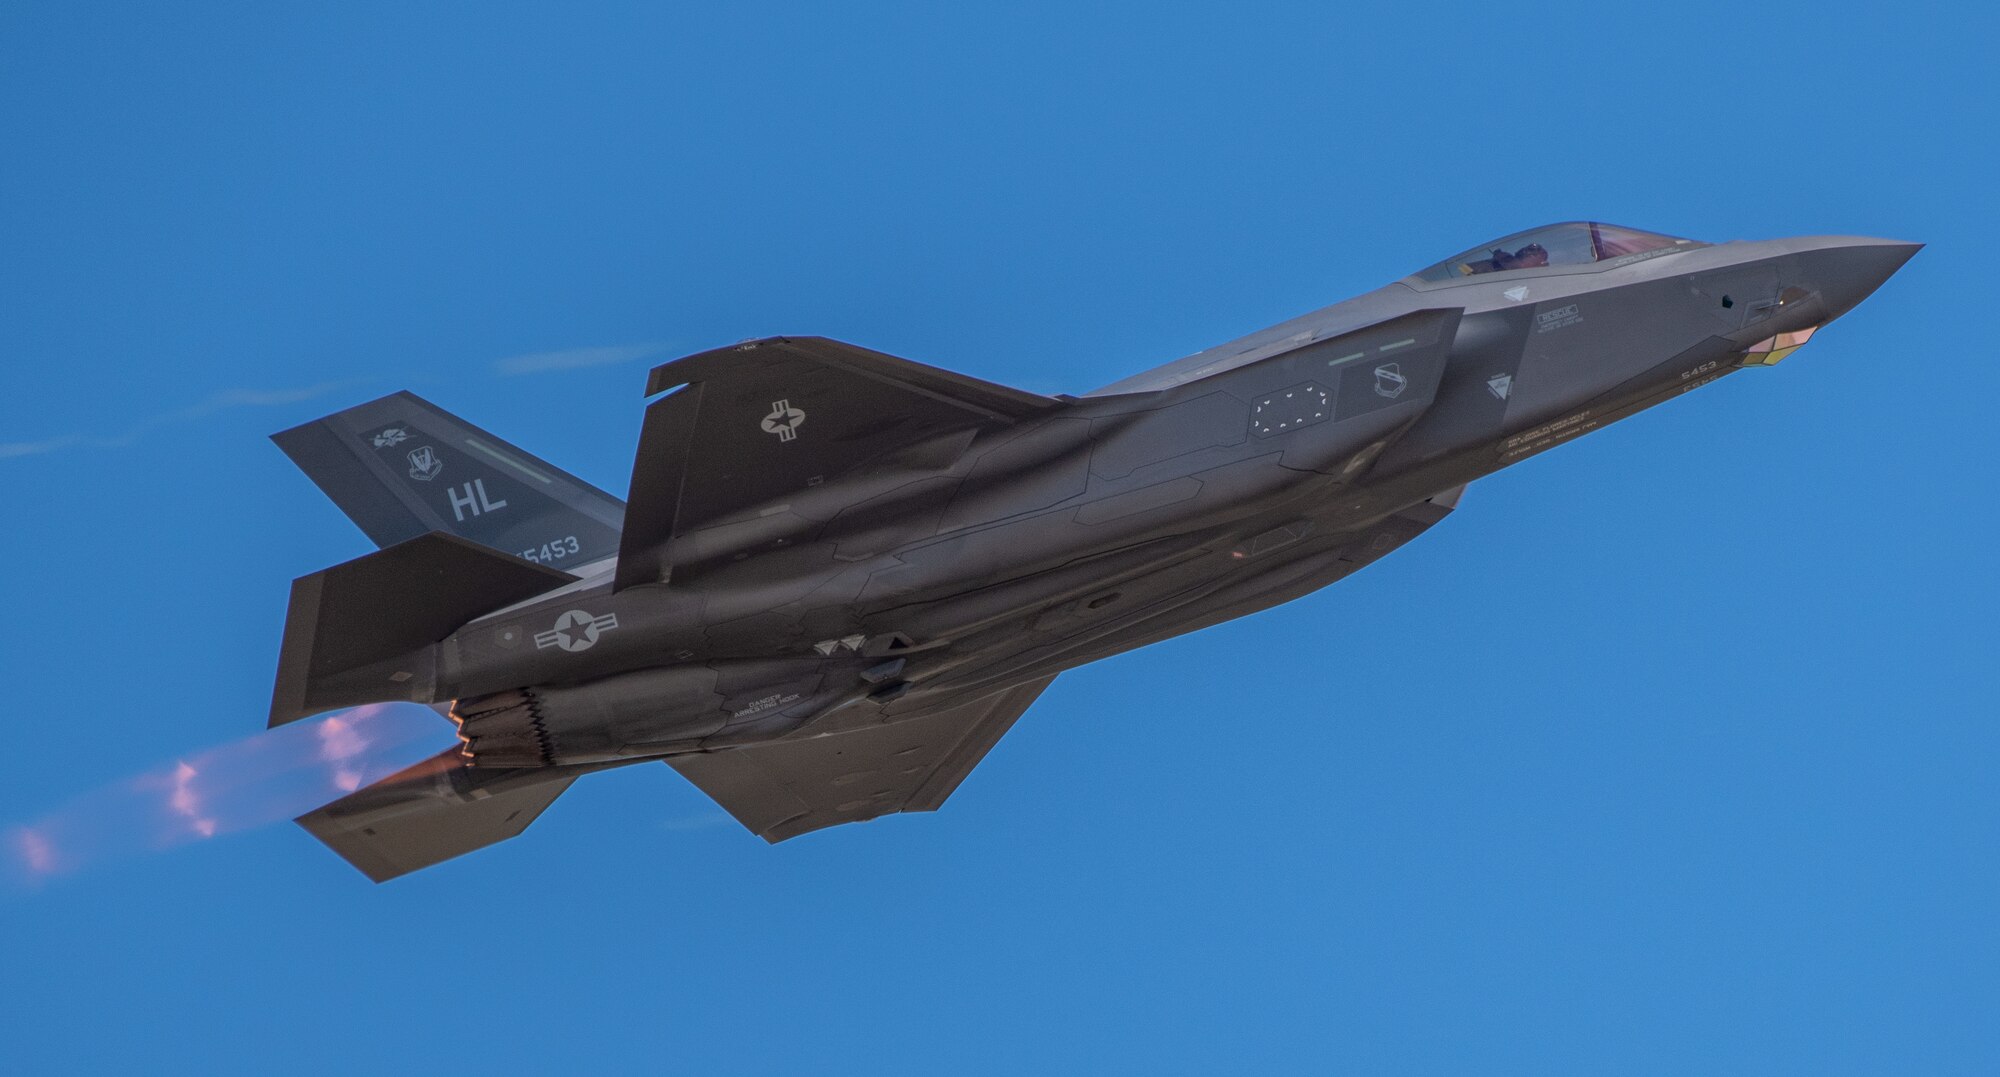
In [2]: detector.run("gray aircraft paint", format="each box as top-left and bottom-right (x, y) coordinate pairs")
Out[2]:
(267, 224), (1918, 880)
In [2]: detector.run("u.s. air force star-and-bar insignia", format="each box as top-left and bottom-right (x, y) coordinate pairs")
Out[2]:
(760, 399), (805, 442)
(534, 609), (620, 653)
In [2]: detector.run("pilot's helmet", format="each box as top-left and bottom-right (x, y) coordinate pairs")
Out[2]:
(1515, 242), (1549, 267)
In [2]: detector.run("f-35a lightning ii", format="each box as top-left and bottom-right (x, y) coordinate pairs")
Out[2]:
(269, 222), (1916, 881)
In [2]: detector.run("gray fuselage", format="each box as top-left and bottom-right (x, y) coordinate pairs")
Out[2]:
(436, 231), (1914, 769)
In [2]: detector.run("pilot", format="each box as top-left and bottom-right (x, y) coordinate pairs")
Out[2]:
(1493, 242), (1549, 271)
(1462, 242), (1550, 275)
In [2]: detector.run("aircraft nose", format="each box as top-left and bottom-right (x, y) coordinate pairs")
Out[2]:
(1798, 238), (1921, 320)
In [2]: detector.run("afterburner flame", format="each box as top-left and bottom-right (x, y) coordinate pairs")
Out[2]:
(4, 704), (447, 885)
(317, 714), (371, 792)
(13, 827), (58, 876)
(167, 762), (217, 838)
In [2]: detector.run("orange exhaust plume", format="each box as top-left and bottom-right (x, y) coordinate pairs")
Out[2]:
(5, 703), (449, 886)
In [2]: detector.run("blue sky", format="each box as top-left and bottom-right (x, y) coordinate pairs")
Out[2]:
(2, 2), (1994, 1073)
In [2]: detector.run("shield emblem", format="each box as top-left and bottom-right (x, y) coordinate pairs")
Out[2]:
(1373, 363), (1408, 399)
(406, 445), (443, 481)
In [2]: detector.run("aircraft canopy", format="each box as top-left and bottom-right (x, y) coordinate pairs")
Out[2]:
(1413, 222), (1700, 282)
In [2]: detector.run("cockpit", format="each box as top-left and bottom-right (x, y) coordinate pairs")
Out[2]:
(1412, 222), (1702, 283)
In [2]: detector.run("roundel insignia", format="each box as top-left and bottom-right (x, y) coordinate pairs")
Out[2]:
(761, 399), (806, 442)
(534, 609), (620, 653)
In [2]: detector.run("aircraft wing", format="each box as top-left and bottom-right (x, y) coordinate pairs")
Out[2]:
(617, 337), (1062, 588)
(666, 676), (1057, 842)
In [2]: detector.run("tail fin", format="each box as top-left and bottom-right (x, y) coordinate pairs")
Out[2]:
(270, 532), (575, 727)
(296, 746), (587, 882)
(272, 390), (625, 568)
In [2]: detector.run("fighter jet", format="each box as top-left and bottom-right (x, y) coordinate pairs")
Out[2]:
(268, 222), (1916, 881)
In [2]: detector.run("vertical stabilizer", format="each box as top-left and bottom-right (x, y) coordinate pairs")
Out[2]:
(273, 391), (625, 568)
(269, 533), (575, 727)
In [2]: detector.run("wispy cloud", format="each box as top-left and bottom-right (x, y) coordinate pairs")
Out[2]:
(4, 338), (671, 463)
(0, 380), (359, 461)
(493, 342), (669, 376)
(0, 434), (85, 460)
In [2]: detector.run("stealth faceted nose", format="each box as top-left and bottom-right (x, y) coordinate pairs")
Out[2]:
(1799, 238), (1921, 320)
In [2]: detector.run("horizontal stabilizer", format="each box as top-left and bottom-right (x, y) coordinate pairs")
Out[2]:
(270, 532), (575, 727)
(668, 675), (1056, 842)
(296, 747), (579, 882)
(617, 337), (1063, 589)
(273, 390), (626, 566)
